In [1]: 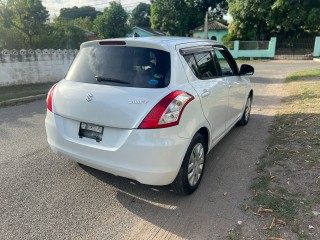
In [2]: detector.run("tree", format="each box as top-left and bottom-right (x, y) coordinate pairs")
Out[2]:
(94, 2), (129, 38)
(45, 17), (88, 49)
(150, 0), (228, 36)
(60, 6), (99, 21)
(72, 17), (95, 32)
(151, 0), (190, 36)
(187, 0), (228, 21)
(268, 0), (320, 39)
(226, 0), (320, 41)
(0, 24), (26, 49)
(129, 3), (151, 27)
(226, 0), (271, 41)
(0, 0), (49, 48)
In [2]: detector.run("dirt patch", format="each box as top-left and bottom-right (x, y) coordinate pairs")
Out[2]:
(242, 76), (320, 240)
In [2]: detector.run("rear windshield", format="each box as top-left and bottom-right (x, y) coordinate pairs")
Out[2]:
(65, 46), (171, 88)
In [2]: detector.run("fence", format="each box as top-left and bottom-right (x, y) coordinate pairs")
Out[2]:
(225, 38), (277, 59)
(275, 37), (316, 59)
(225, 37), (320, 59)
(0, 49), (78, 86)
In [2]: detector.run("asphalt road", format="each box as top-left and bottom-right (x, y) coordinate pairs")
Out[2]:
(1, 60), (319, 240)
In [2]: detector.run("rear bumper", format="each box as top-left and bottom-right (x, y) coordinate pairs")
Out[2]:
(45, 111), (190, 185)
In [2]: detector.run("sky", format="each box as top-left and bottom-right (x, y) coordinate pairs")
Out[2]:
(42, 0), (150, 18)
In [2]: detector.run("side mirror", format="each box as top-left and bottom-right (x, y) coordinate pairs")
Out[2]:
(239, 64), (254, 76)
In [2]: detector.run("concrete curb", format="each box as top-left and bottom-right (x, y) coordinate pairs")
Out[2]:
(313, 58), (320, 62)
(0, 94), (47, 108)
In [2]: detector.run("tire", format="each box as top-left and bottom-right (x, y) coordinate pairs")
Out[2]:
(172, 133), (207, 195)
(237, 95), (252, 126)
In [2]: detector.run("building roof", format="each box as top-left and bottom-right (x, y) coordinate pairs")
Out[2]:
(194, 21), (228, 31)
(133, 26), (166, 36)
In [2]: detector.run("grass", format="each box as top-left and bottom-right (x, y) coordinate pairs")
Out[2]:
(254, 193), (297, 221)
(249, 68), (320, 239)
(227, 225), (242, 240)
(251, 175), (272, 191)
(298, 232), (311, 240)
(285, 69), (320, 82)
(0, 82), (55, 102)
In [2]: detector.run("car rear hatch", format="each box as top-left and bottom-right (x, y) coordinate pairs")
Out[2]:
(52, 41), (172, 129)
(53, 81), (171, 129)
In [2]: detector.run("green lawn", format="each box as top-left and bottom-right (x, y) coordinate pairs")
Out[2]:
(286, 68), (320, 82)
(0, 82), (56, 103)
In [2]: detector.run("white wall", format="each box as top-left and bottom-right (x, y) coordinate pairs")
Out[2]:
(0, 49), (78, 86)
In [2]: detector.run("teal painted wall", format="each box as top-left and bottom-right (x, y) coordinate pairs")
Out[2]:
(314, 37), (320, 57)
(133, 28), (153, 37)
(193, 29), (228, 43)
(228, 38), (277, 59)
(127, 28), (154, 37)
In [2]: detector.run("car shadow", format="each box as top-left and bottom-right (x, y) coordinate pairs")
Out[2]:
(79, 113), (273, 239)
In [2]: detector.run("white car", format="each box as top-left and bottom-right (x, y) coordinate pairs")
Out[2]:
(45, 37), (254, 195)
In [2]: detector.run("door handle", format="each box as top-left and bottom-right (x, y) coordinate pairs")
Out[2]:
(201, 89), (210, 98)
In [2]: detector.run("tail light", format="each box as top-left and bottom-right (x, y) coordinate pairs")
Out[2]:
(46, 83), (58, 112)
(138, 91), (194, 129)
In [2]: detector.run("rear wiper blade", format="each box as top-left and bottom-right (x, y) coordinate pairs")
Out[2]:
(95, 76), (130, 85)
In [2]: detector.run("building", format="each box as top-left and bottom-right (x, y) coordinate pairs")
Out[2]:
(193, 21), (228, 42)
(129, 26), (166, 37)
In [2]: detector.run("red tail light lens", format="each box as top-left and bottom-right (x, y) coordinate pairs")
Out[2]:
(46, 83), (58, 112)
(138, 91), (194, 129)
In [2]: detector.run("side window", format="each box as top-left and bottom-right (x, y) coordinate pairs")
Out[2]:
(183, 51), (219, 80)
(214, 50), (234, 76)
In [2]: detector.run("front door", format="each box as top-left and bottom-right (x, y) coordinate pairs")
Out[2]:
(214, 48), (246, 128)
(179, 47), (229, 142)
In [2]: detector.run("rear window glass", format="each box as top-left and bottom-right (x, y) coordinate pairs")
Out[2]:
(65, 46), (171, 88)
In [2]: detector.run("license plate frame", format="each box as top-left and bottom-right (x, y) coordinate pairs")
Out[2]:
(78, 122), (104, 142)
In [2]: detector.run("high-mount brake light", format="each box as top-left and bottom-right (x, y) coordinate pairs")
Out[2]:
(138, 91), (194, 129)
(99, 41), (126, 46)
(46, 83), (58, 112)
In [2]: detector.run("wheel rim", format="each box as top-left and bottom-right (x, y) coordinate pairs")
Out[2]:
(244, 97), (251, 122)
(187, 143), (205, 187)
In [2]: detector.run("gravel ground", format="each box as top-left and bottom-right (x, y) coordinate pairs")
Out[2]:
(0, 60), (319, 240)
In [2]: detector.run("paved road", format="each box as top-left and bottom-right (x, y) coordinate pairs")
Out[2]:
(1, 60), (319, 240)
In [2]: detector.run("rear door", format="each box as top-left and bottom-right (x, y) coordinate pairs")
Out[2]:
(178, 46), (229, 141)
(214, 47), (246, 128)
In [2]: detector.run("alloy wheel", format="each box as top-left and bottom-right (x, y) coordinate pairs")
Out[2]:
(187, 143), (205, 186)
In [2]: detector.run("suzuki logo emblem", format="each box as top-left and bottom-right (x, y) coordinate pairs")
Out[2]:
(86, 93), (93, 102)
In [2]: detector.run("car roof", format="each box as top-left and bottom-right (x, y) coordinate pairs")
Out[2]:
(81, 37), (219, 52)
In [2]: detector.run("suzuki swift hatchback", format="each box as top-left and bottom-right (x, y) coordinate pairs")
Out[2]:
(45, 37), (254, 195)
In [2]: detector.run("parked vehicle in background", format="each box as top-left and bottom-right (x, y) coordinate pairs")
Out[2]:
(45, 37), (254, 195)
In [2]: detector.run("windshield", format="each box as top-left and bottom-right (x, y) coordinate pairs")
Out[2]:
(65, 46), (171, 88)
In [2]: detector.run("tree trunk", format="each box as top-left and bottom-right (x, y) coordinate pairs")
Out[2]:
(28, 34), (33, 49)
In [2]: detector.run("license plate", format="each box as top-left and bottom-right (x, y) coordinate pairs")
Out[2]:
(79, 122), (104, 142)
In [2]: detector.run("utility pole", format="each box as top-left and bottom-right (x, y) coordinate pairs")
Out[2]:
(204, 11), (208, 39)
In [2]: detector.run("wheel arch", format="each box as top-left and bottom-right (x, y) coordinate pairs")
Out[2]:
(196, 127), (210, 154)
(249, 89), (253, 98)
